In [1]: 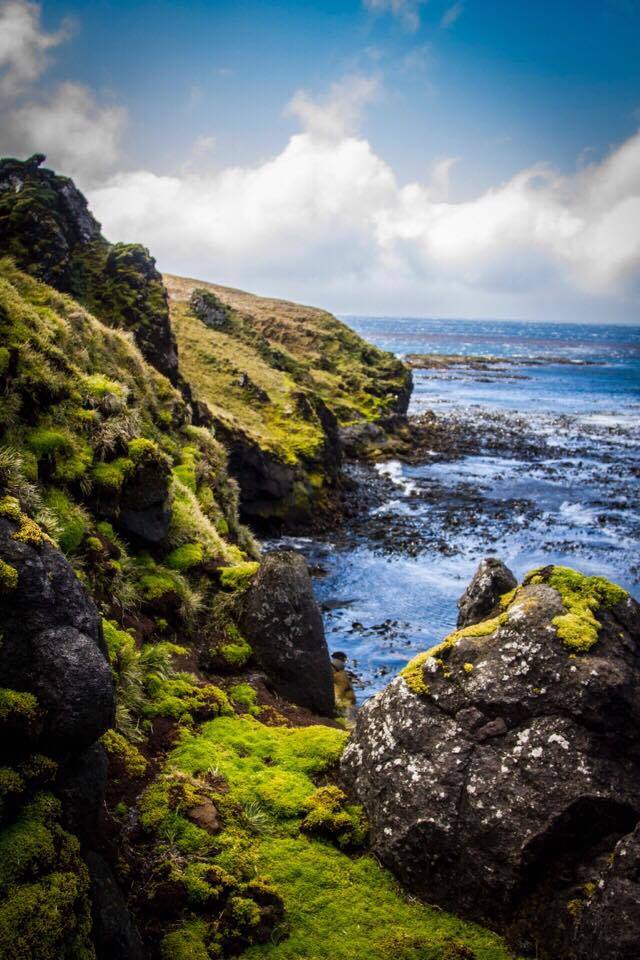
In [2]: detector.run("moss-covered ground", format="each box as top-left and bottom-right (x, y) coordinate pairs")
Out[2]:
(136, 713), (515, 960)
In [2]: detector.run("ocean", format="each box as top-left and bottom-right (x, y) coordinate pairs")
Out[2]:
(282, 317), (640, 703)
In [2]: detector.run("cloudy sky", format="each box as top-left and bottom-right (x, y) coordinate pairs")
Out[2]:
(1, 0), (640, 322)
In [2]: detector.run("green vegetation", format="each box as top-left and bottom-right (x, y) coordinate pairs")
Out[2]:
(0, 793), (94, 960)
(525, 565), (628, 653)
(138, 714), (514, 960)
(403, 566), (631, 698)
(166, 276), (410, 520)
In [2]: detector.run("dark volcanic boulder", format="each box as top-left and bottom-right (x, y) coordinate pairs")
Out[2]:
(239, 551), (335, 715)
(0, 508), (114, 754)
(574, 822), (640, 960)
(341, 564), (640, 959)
(457, 557), (517, 627)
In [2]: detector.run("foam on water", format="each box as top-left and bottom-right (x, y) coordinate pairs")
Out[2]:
(277, 317), (640, 702)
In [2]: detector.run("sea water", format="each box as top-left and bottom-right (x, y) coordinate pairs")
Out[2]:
(285, 318), (640, 702)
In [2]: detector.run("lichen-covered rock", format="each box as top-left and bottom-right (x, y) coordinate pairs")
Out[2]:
(456, 557), (517, 628)
(0, 512), (114, 754)
(574, 821), (640, 960)
(239, 551), (335, 715)
(341, 564), (640, 959)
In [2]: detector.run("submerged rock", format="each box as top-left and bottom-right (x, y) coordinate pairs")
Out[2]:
(341, 564), (640, 959)
(457, 557), (517, 627)
(240, 550), (335, 715)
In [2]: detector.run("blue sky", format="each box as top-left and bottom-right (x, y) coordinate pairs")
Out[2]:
(1, 0), (640, 320)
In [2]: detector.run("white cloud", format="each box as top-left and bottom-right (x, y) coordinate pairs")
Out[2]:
(286, 74), (379, 140)
(0, 0), (71, 97)
(88, 108), (640, 320)
(0, 3), (637, 322)
(363, 0), (428, 33)
(0, 1), (126, 184)
(441, 2), (464, 28)
(2, 81), (126, 183)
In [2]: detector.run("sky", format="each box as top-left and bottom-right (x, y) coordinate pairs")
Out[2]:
(1, 0), (640, 322)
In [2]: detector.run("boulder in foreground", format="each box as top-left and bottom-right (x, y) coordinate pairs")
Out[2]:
(342, 563), (640, 959)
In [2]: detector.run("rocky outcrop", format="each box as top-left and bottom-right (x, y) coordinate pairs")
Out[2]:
(213, 421), (297, 521)
(0, 154), (101, 289)
(341, 564), (640, 959)
(457, 557), (517, 627)
(0, 155), (181, 386)
(239, 551), (335, 715)
(0, 509), (114, 754)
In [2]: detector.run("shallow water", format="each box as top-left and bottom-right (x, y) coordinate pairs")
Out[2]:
(278, 318), (640, 703)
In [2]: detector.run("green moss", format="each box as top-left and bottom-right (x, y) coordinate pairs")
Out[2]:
(144, 678), (232, 724)
(533, 566), (628, 653)
(219, 562), (260, 592)
(220, 635), (253, 669)
(127, 437), (165, 464)
(229, 684), (260, 716)
(240, 837), (513, 960)
(0, 559), (18, 591)
(0, 689), (39, 724)
(0, 346), (9, 375)
(82, 373), (125, 399)
(0, 789), (94, 958)
(25, 427), (69, 457)
(167, 542), (204, 572)
(171, 715), (347, 822)
(26, 427), (92, 482)
(101, 729), (148, 778)
(161, 921), (210, 960)
(402, 614), (508, 696)
(92, 457), (134, 491)
(0, 496), (50, 547)
(44, 489), (87, 554)
(300, 786), (368, 850)
(400, 652), (432, 696)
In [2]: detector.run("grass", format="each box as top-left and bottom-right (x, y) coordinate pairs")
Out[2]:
(167, 275), (410, 475)
(146, 714), (516, 960)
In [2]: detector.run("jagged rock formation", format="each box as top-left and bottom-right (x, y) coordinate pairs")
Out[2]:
(342, 563), (640, 959)
(456, 556), (517, 627)
(0, 155), (180, 386)
(240, 551), (335, 716)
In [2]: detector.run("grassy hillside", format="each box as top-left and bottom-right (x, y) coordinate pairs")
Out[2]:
(166, 275), (411, 525)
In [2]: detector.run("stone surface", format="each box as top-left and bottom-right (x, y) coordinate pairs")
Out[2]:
(187, 798), (221, 833)
(87, 851), (145, 960)
(341, 568), (640, 959)
(0, 515), (115, 755)
(574, 822), (640, 960)
(457, 557), (517, 628)
(240, 550), (335, 715)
